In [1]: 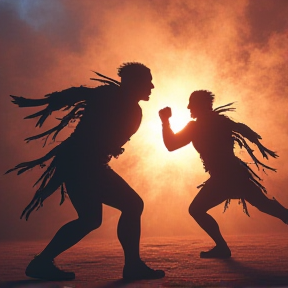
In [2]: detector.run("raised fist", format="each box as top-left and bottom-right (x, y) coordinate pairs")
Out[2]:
(159, 107), (172, 122)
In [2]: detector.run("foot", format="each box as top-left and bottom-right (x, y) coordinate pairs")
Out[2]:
(25, 256), (75, 281)
(123, 260), (165, 281)
(200, 245), (231, 259)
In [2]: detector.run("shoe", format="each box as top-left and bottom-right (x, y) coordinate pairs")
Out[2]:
(25, 256), (75, 281)
(123, 260), (165, 280)
(200, 245), (231, 259)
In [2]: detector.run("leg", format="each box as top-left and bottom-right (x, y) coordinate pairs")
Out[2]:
(244, 181), (288, 223)
(98, 168), (143, 265)
(189, 178), (231, 258)
(38, 178), (103, 261)
(100, 168), (164, 280)
(25, 170), (103, 280)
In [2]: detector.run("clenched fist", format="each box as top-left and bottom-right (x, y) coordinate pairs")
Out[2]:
(159, 107), (172, 123)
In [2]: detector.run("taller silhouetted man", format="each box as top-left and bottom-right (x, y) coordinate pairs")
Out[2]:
(7, 62), (165, 281)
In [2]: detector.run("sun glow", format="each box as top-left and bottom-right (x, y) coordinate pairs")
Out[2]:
(155, 78), (194, 133)
(169, 110), (192, 133)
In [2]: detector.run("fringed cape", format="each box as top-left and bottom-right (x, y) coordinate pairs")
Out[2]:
(6, 71), (121, 220)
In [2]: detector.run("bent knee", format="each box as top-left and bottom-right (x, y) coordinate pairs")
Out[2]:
(189, 203), (204, 219)
(123, 196), (144, 216)
(131, 196), (144, 216)
(246, 194), (271, 211)
(79, 216), (102, 232)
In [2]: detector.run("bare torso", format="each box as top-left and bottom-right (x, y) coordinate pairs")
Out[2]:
(191, 113), (236, 174)
(67, 86), (143, 164)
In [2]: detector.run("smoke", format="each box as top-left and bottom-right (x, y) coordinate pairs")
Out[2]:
(1, 0), (288, 241)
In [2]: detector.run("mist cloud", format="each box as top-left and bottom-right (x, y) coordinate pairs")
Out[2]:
(1, 0), (288, 241)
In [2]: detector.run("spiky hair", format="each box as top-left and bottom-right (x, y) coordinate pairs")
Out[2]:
(189, 90), (215, 108)
(117, 62), (150, 79)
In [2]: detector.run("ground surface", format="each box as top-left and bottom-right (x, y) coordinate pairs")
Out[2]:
(1, 234), (288, 287)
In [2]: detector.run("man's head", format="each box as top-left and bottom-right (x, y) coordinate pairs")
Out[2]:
(187, 90), (214, 118)
(118, 62), (154, 101)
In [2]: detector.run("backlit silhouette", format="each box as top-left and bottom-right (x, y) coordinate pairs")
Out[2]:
(6, 63), (165, 281)
(159, 90), (288, 258)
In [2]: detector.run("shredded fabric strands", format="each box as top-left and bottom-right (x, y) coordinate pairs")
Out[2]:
(232, 132), (278, 172)
(223, 199), (250, 217)
(6, 72), (119, 220)
(25, 102), (86, 147)
(90, 70), (121, 86)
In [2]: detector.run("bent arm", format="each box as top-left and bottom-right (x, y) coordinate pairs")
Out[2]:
(162, 121), (193, 151)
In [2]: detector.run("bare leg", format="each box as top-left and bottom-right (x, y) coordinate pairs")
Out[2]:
(100, 169), (143, 265)
(244, 181), (288, 223)
(189, 178), (231, 258)
(38, 217), (102, 261)
(38, 176), (103, 261)
(101, 168), (164, 279)
(25, 172), (103, 280)
(27, 167), (164, 280)
(191, 212), (227, 246)
(189, 179), (228, 247)
(117, 212), (141, 263)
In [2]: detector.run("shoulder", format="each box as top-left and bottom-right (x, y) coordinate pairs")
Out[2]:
(215, 113), (234, 127)
(179, 121), (195, 133)
(93, 84), (119, 96)
(186, 120), (195, 129)
(87, 84), (120, 104)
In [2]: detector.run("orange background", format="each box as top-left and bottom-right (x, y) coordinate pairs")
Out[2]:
(1, 0), (288, 241)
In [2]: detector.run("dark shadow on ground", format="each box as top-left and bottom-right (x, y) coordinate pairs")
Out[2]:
(96, 279), (136, 288)
(222, 258), (288, 286)
(0, 279), (58, 288)
(0, 279), (146, 288)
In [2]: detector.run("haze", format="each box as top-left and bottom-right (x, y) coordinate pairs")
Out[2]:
(0, 0), (288, 242)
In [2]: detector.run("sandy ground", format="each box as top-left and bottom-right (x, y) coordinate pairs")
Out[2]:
(1, 234), (288, 288)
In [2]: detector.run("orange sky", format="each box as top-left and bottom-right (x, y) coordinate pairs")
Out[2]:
(1, 0), (288, 242)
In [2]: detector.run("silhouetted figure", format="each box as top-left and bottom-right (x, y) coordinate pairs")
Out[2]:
(6, 63), (165, 281)
(159, 90), (288, 259)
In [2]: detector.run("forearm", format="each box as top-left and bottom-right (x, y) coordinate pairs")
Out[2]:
(159, 107), (192, 151)
(162, 120), (177, 151)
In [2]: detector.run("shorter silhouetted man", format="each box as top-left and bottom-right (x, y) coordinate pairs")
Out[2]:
(159, 90), (288, 258)
(7, 63), (165, 281)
